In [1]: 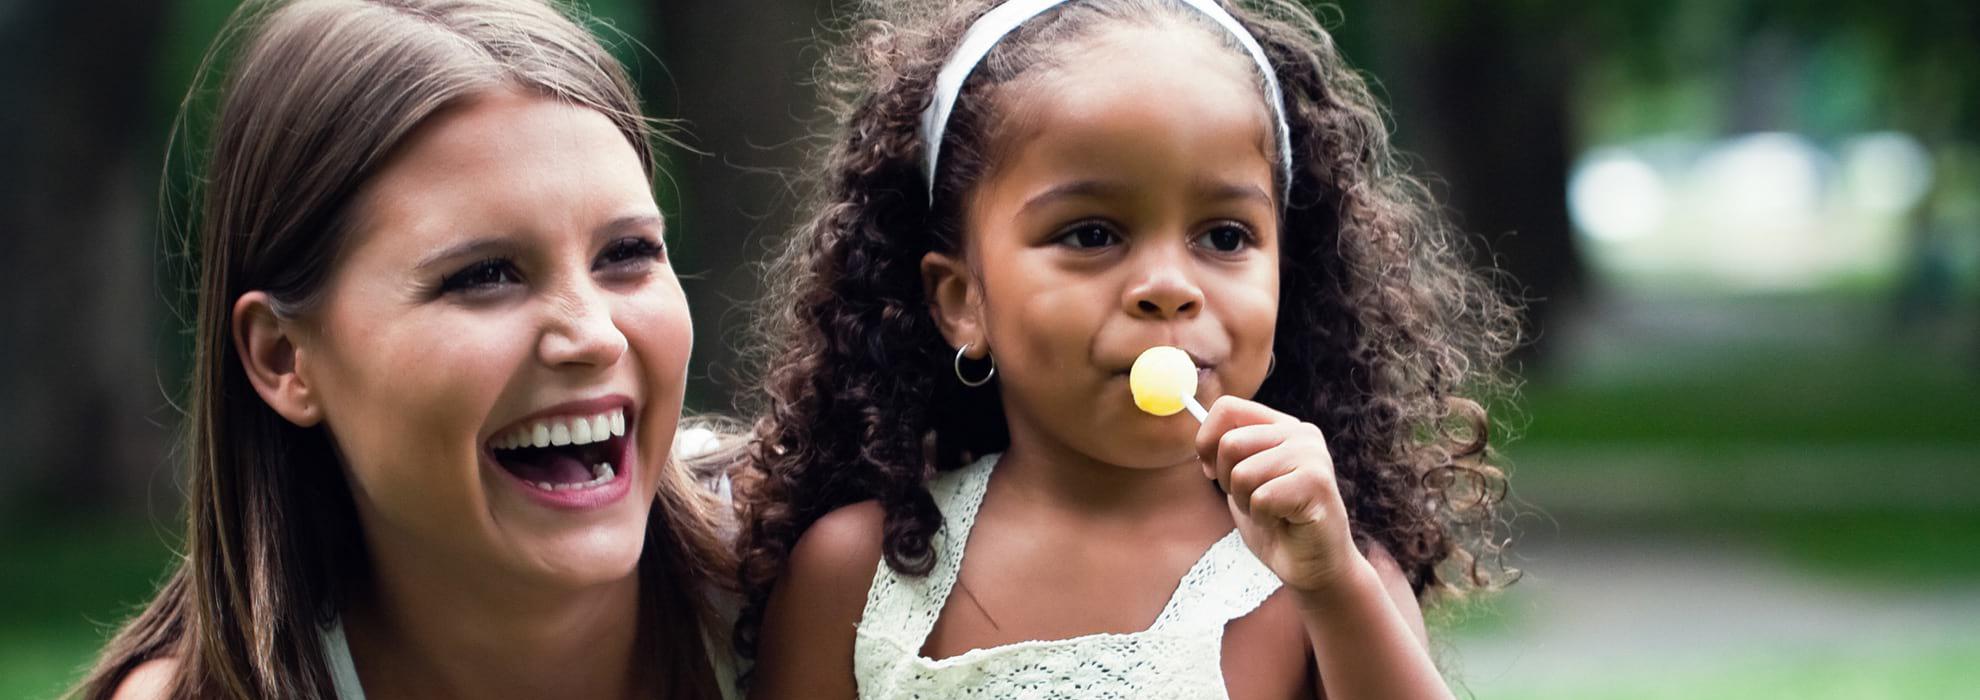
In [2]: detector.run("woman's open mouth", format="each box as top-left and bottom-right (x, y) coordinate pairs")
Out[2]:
(487, 407), (630, 492)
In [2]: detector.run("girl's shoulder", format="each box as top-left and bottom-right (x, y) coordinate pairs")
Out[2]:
(748, 500), (887, 697)
(770, 454), (990, 598)
(785, 500), (888, 594)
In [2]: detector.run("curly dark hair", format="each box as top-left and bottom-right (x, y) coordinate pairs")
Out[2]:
(732, 0), (1521, 660)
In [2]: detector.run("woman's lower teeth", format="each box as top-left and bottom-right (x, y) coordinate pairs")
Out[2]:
(531, 462), (615, 491)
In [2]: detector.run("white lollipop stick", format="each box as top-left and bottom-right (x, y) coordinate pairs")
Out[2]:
(1181, 395), (1207, 422)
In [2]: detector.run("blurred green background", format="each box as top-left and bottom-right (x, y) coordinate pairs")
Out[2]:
(2, 0), (1976, 698)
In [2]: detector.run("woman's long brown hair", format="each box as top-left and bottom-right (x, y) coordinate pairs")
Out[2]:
(74, 1), (733, 697)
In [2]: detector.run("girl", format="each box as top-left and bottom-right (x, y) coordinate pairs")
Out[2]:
(78, 1), (735, 697)
(737, 0), (1517, 698)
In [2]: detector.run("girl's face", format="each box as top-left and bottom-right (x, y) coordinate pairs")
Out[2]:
(297, 90), (690, 589)
(932, 25), (1281, 469)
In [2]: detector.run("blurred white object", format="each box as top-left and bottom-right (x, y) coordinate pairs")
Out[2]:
(674, 426), (720, 460)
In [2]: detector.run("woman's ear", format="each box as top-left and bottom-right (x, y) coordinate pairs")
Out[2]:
(920, 250), (988, 358)
(232, 292), (323, 427)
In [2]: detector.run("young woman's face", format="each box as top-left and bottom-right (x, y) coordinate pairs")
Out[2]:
(298, 90), (690, 589)
(957, 25), (1280, 468)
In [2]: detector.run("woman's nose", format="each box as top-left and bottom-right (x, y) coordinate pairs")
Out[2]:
(538, 282), (628, 369)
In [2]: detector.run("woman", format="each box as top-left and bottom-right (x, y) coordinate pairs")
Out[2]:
(78, 1), (734, 697)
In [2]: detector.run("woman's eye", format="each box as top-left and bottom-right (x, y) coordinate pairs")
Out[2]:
(1055, 223), (1119, 250)
(438, 259), (521, 295)
(596, 237), (665, 271)
(1200, 224), (1252, 253)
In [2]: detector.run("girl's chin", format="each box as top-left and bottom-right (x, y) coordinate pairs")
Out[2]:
(1106, 450), (1203, 471)
(1108, 418), (1203, 463)
(1075, 431), (1202, 470)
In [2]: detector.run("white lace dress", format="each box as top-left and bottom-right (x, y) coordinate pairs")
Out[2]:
(854, 453), (1284, 699)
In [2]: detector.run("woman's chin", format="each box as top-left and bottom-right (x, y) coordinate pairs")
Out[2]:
(506, 523), (648, 589)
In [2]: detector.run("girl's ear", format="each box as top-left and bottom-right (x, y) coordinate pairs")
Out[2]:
(232, 292), (324, 427)
(921, 251), (988, 358)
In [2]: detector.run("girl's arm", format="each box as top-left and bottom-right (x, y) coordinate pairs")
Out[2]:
(1296, 544), (1440, 700)
(1197, 397), (1451, 700)
(747, 501), (885, 700)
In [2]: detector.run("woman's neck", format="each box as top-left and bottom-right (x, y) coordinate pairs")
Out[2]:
(342, 548), (653, 700)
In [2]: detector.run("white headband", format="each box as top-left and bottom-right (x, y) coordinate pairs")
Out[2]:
(918, 0), (1293, 204)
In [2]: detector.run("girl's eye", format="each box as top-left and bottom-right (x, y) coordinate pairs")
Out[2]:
(1199, 223), (1253, 253)
(596, 237), (666, 272)
(438, 258), (522, 295)
(1055, 222), (1119, 250)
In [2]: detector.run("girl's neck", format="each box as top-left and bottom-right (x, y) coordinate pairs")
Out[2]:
(998, 421), (1226, 524)
(343, 549), (653, 700)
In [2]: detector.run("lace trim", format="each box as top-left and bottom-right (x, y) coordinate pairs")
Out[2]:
(853, 453), (1285, 699)
(857, 453), (996, 646)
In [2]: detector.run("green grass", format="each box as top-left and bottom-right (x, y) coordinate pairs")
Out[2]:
(1458, 642), (1980, 700)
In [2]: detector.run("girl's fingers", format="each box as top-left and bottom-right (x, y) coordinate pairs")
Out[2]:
(1209, 423), (1287, 486)
(1225, 426), (1336, 520)
(1224, 444), (1298, 513)
(1195, 395), (1298, 469)
(1246, 458), (1330, 525)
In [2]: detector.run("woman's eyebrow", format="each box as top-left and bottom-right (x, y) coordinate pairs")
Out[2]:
(414, 215), (662, 272)
(595, 213), (666, 240)
(414, 237), (517, 272)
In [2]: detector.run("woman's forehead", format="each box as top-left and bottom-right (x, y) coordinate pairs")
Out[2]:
(342, 92), (653, 256)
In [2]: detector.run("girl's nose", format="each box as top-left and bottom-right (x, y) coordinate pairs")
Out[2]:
(538, 283), (628, 369)
(1123, 249), (1204, 320)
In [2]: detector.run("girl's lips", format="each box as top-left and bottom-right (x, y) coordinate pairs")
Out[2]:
(1113, 366), (1217, 379)
(1106, 346), (1218, 374)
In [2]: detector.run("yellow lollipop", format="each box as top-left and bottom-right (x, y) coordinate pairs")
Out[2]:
(1129, 346), (1207, 420)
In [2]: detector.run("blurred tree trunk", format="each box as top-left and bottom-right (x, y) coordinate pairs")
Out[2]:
(648, 0), (836, 413)
(0, 0), (170, 516)
(1348, 0), (1585, 362)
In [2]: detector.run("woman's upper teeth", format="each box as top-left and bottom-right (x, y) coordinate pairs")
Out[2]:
(492, 408), (626, 450)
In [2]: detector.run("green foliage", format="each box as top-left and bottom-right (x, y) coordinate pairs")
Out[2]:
(1519, 346), (1980, 447)
(0, 519), (179, 700)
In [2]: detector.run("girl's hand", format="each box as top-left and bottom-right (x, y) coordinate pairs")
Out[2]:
(1195, 396), (1368, 595)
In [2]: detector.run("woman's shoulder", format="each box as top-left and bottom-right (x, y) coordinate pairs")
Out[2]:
(108, 657), (178, 700)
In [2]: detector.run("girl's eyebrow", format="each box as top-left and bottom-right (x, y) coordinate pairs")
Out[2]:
(1019, 179), (1130, 215)
(1195, 180), (1273, 207)
(1019, 178), (1273, 216)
